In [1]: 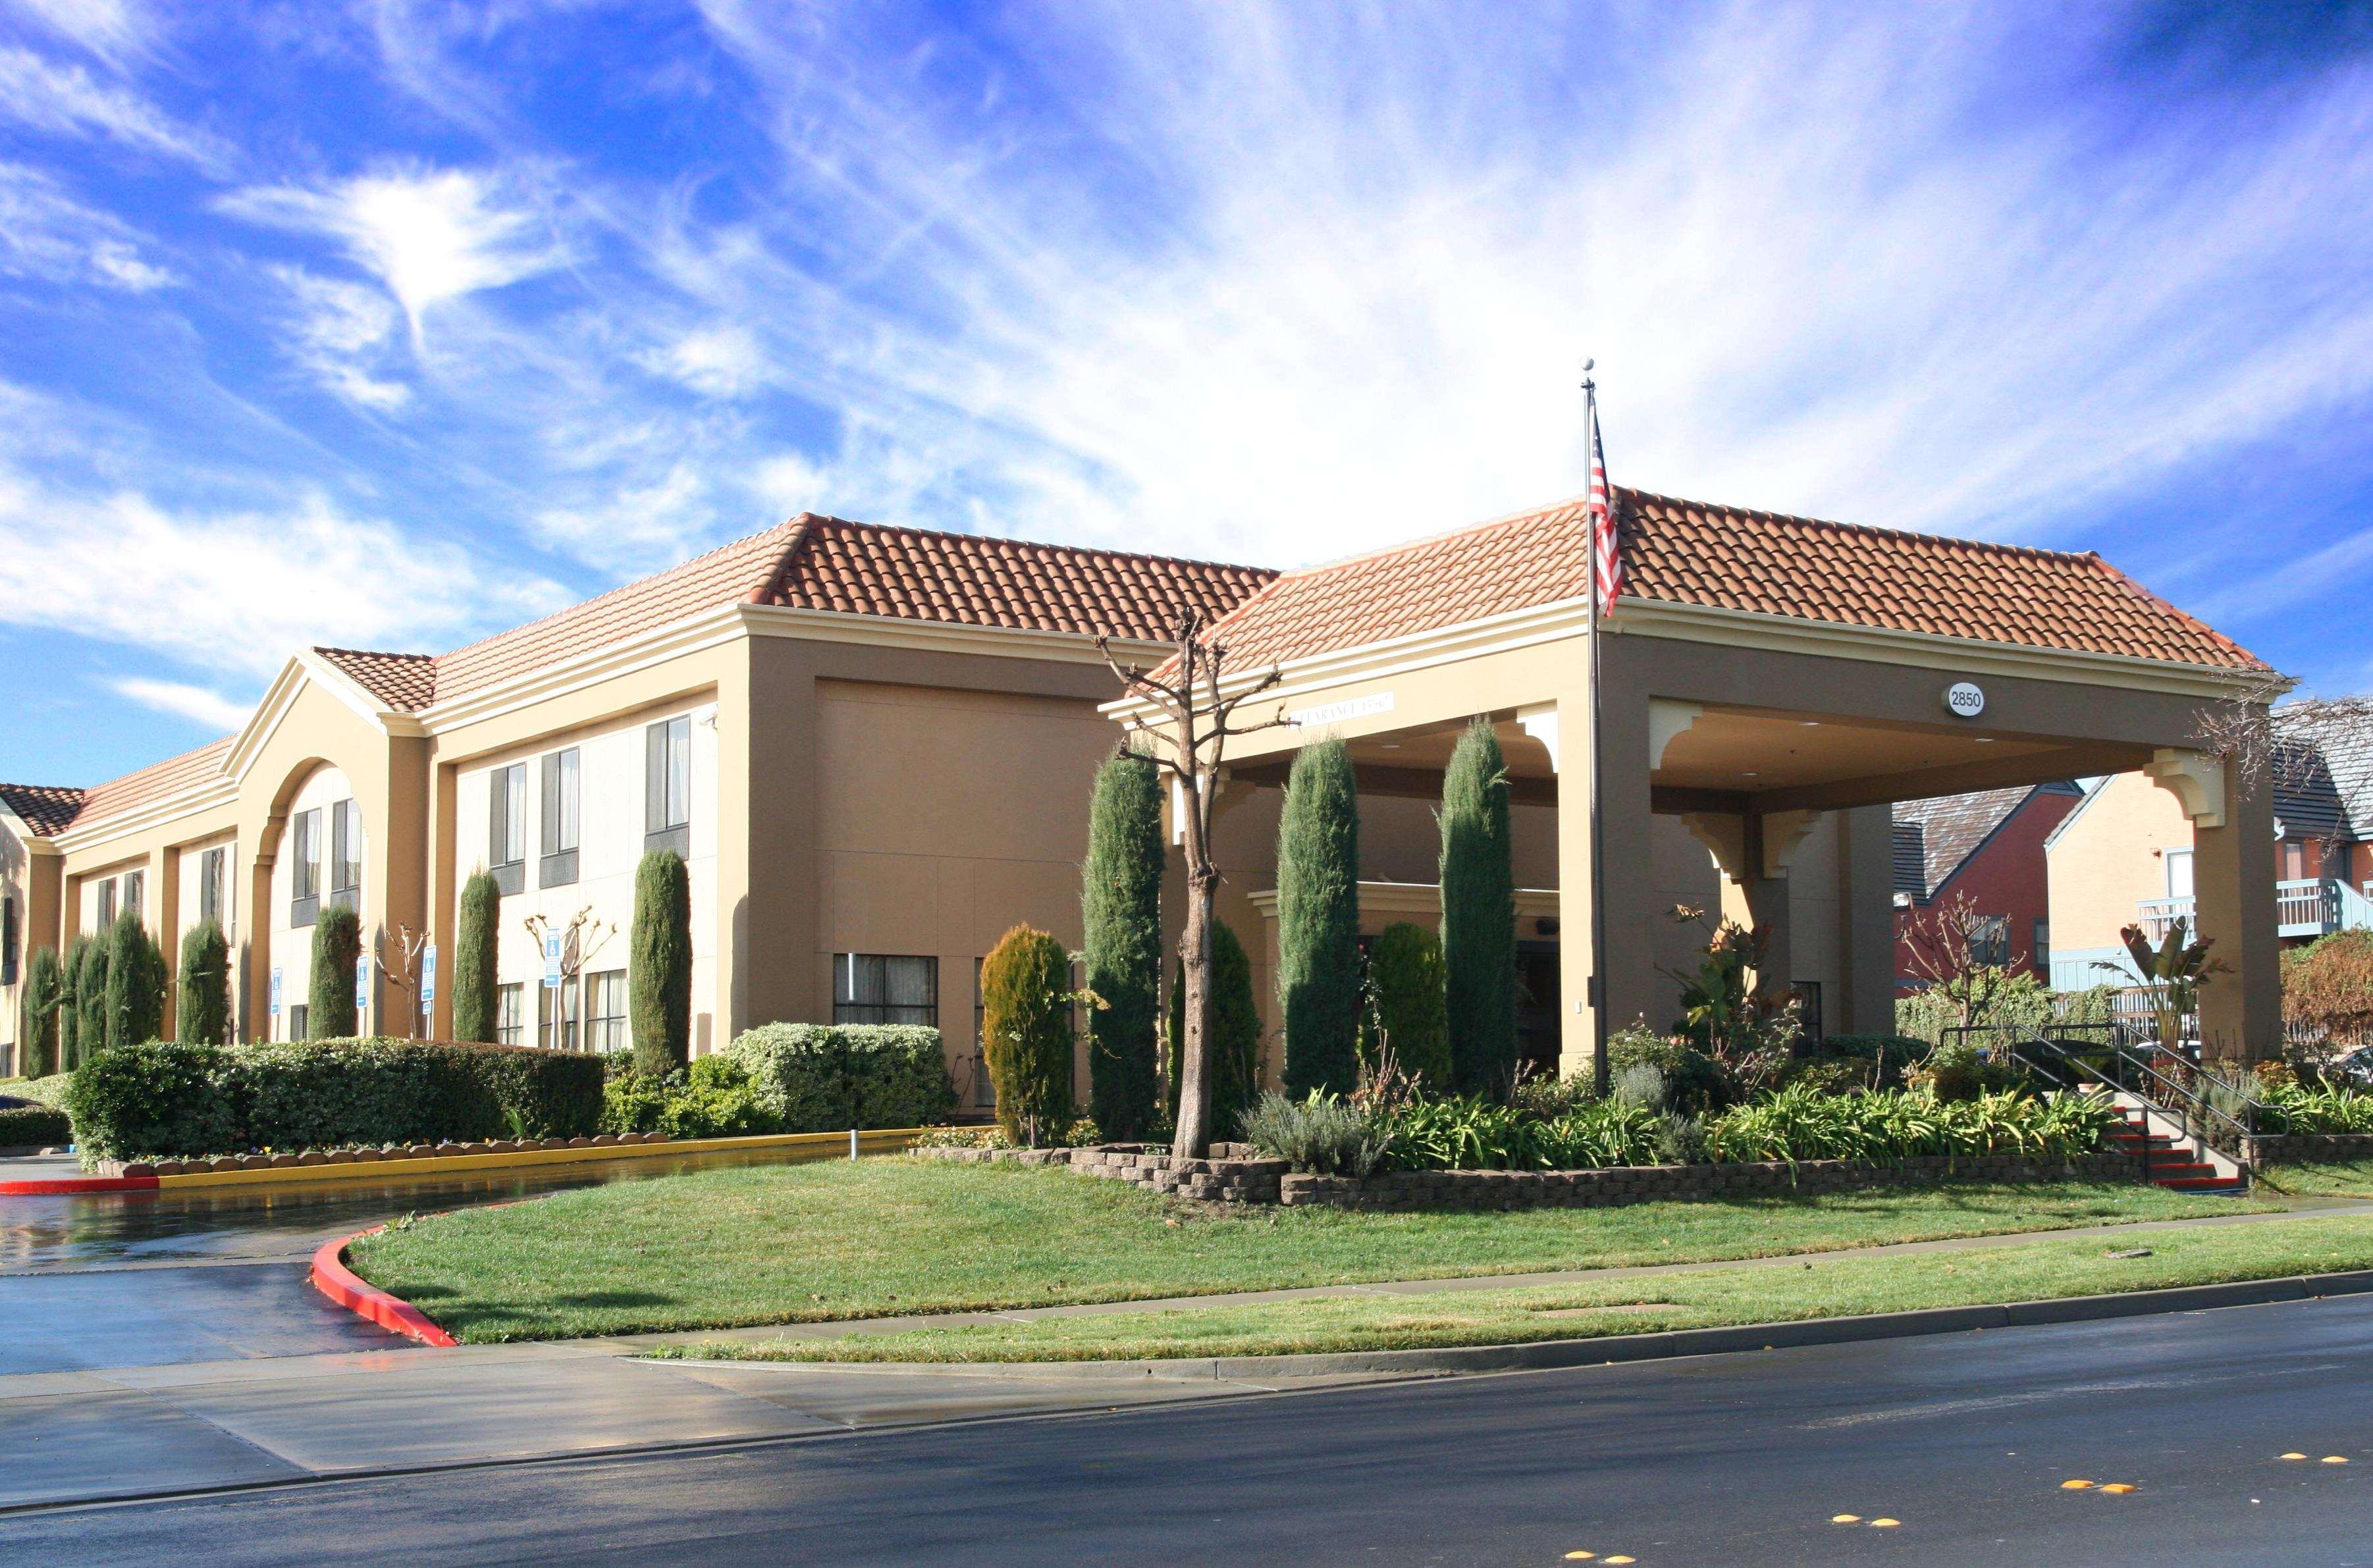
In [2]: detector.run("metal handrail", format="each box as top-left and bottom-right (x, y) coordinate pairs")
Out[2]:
(1945, 1022), (2256, 1184)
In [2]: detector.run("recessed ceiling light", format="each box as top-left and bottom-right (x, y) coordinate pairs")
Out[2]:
(1800, 721), (1821, 727)
(1742, 771), (1759, 777)
(1973, 738), (1996, 745)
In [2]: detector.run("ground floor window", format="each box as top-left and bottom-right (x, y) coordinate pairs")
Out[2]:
(496, 983), (525, 1045)
(1792, 981), (1823, 1045)
(586, 969), (627, 1052)
(834, 953), (936, 1027)
(287, 1003), (309, 1041)
(538, 977), (580, 1051)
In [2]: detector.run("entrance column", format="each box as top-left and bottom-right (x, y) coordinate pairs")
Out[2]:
(2151, 750), (2280, 1059)
(1549, 667), (1659, 1081)
(1681, 812), (1817, 1003)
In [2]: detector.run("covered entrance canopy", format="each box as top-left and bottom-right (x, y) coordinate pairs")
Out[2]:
(1108, 487), (2284, 1070)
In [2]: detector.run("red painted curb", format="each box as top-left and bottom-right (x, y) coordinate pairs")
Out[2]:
(309, 1226), (460, 1347)
(0, 1176), (159, 1195)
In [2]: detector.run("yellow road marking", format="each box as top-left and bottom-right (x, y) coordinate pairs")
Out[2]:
(1869, 1518), (1900, 1529)
(2062, 1480), (2093, 1490)
(2324, 1456), (2349, 1465)
(2100, 1484), (2137, 1495)
(1562, 1555), (1593, 1562)
(2281, 1453), (2308, 1461)
(1831, 1514), (1861, 1523)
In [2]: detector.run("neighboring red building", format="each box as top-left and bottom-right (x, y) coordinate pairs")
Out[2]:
(1894, 782), (2085, 987)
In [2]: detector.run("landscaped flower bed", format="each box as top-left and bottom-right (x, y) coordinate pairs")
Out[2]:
(101, 1132), (675, 1178)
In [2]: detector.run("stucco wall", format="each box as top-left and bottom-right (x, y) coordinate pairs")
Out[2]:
(267, 764), (357, 1039)
(2046, 770), (2192, 986)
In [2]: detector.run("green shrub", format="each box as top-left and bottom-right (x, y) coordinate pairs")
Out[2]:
(600, 1070), (672, 1135)
(17, 945), (62, 1079)
(1441, 719), (1516, 1097)
(1081, 750), (1163, 1140)
(9, 1072), (72, 1108)
(1362, 921), (1451, 1089)
(1277, 737), (1362, 1097)
(72, 935), (107, 1068)
(651, 1056), (773, 1139)
(452, 870), (500, 1043)
(103, 910), (168, 1051)
(1906, 1039), (2032, 1103)
(176, 920), (232, 1045)
(2283, 928), (2373, 1040)
(1810, 1034), (1929, 1093)
(2260, 1081), (2373, 1135)
(726, 1024), (955, 1131)
(1165, 920), (1264, 1141)
(1240, 1089), (1390, 1175)
(1606, 1025), (1730, 1114)
(1703, 1083), (2114, 1164)
(0, 1104), (71, 1147)
(307, 905), (361, 1040)
(1893, 972), (2098, 1047)
(63, 1037), (604, 1161)
(1380, 1093), (1663, 1170)
(631, 850), (693, 1075)
(980, 924), (1075, 1145)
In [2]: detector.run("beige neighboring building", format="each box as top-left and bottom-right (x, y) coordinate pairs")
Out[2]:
(0, 485), (2291, 1082)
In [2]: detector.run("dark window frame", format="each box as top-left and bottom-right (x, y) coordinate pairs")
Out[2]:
(1969, 914), (2012, 968)
(288, 1003), (309, 1042)
(834, 953), (938, 1027)
(645, 716), (691, 858)
(290, 807), (321, 928)
(123, 868), (144, 921)
(328, 799), (361, 912)
(1, 895), (16, 988)
(97, 876), (117, 931)
(199, 846), (226, 928)
(489, 764), (527, 896)
(540, 748), (580, 889)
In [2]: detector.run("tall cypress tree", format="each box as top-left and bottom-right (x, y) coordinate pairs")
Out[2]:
(1441, 719), (1518, 1097)
(452, 870), (500, 1043)
(73, 935), (109, 1065)
(104, 909), (167, 1049)
(177, 919), (232, 1045)
(19, 945), (63, 1078)
(1082, 750), (1163, 1139)
(1165, 920), (1263, 1141)
(308, 904), (361, 1039)
(55, 936), (87, 1070)
(981, 923), (1076, 1147)
(630, 849), (692, 1074)
(1361, 920), (1453, 1089)
(1277, 736), (1362, 1097)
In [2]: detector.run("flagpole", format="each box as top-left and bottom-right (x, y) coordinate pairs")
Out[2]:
(1583, 361), (1613, 1097)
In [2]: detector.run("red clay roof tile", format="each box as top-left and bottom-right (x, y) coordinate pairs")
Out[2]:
(0, 783), (86, 839)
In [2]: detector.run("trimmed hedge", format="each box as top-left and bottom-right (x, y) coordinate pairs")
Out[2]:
(63, 1037), (604, 1161)
(724, 1023), (956, 1132)
(0, 1104), (71, 1147)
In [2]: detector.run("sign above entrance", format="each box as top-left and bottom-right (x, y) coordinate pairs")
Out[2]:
(1290, 691), (1395, 729)
(1943, 681), (1986, 719)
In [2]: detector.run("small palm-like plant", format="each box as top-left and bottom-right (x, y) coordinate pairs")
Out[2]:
(2104, 919), (2231, 1052)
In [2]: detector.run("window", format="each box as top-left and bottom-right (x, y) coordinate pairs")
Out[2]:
(538, 976), (581, 1051)
(124, 869), (144, 920)
(1792, 981), (1823, 1045)
(834, 954), (936, 1026)
(2283, 839), (2310, 881)
(329, 799), (362, 910)
(288, 1003), (309, 1042)
(540, 748), (580, 888)
(2165, 848), (2195, 900)
(2033, 918), (2051, 979)
(496, 983), (525, 1046)
(645, 716), (691, 857)
(585, 969), (627, 1052)
(96, 877), (117, 930)
(1969, 914), (2011, 968)
(199, 847), (227, 928)
(290, 807), (321, 927)
(1, 895), (16, 987)
(489, 764), (527, 895)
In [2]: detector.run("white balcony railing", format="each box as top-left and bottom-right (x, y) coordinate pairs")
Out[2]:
(2136, 879), (2373, 945)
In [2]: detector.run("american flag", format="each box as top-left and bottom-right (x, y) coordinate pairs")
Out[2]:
(1586, 392), (1621, 612)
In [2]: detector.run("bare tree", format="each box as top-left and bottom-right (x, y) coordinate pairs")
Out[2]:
(523, 906), (618, 1051)
(380, 924), (432, 1039)
(1901, 889), (2023, 1030)
(1101, 610), (1287, 1157)
(2194, 681), (2373, 820)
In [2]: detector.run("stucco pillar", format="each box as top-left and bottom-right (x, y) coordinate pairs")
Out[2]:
(1834, 804), (1898, 1035)
(2190, 754), (2281, 1060)
(1684, 810), (1811, 1007)
(156, 849), (180, 1039)
(1557, 666), (1657, 1080)
(734, 638), (819, 1037)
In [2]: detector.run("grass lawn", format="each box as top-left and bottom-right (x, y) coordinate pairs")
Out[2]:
(2259, 1159), (2373, 1199)
(351, 1155), (2278, 1344)
(671, 1213), (2373, 1363)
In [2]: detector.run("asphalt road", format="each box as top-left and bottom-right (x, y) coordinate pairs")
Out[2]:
(11, 1290), (2371, 1566)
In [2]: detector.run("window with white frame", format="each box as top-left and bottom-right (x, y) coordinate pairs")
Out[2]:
(645, 716), (691, 857)
(199, 846), (227, 928)
(290, 807), (321, 927)
(585, 969), (627, 1052)
(123, 868), (144, 920)
(496, 983), (525, 1046)
(96, 876), (117, 930)
(537, 976), (581, 1051)
(489, 764), (527, 895)
(329, 799), (362, 910)
(541, 748), (580, 888)
(834, 954), (936, 1026)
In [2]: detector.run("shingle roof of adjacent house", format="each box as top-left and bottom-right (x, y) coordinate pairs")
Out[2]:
(0, 783), (87, 838)
(1892, 782), (2083, 904)
(2272, 704), (2373, 843)
(29, 515), (1274, 837)
(1177, 488), (2268, 675)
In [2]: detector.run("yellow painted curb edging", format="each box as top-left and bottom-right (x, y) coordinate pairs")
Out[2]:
(153, 1128), (932, 1189)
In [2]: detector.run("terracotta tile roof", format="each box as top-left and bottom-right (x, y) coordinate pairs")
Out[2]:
(1892, 783), (2081, 903)
(314, 647), (438, 712)
(1181, 488), (2268, 675)
(67, 737), (235, 836)
(0, 783), (86, 838)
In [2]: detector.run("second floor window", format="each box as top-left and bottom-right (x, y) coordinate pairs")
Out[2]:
(291, 807), (321, 926)
(1969, 914), (2010, 968)
(496, 983), (525, 1046)
(646, 715), (691, 858)
(490, 764), (527, 895)
(835, 954), (936, 1027)
(97, 876), (117, 930)
(199, 846), (227, 927)
(2033, 918), (2051, 978)
(329, 799), (362, 910)
(541, 748), (580, 888)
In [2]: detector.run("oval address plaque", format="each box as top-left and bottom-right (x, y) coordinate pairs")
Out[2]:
(1944, 681), (1986, 719)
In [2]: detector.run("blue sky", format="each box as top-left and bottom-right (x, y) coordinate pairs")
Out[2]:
(3, 1), (2372, 788)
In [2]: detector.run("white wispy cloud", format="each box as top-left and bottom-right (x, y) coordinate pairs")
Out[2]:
(642, 325), (767, 399)
(0, 42), (225, 168)
(0, 161), (174, 289)
(3, 0), (160, 65)
(267, 265), (411, 410)
(109, 677), (253, 732)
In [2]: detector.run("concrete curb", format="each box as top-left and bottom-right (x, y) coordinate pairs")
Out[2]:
(309, 1226), (460, 1347)
(0, 1173), (158, 1195)
(757, 1268), (2373, 1382)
